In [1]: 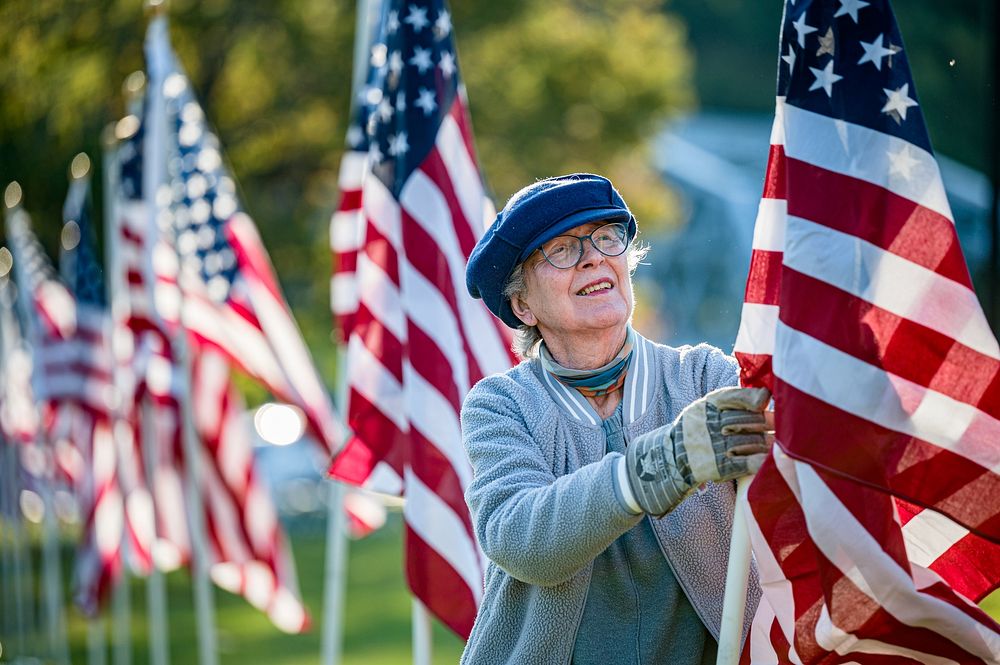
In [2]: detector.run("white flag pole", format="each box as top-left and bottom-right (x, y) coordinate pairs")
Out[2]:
(716, 475), (754, 665)
(140, 399), (171, 665)
(320, 476), (349, 665)
(87, 616), (109, 665)
(38, 448), (72, 665)
(103, 115), (135, 665)
(412, 599), (432, 665)
(2, 438), (27, 654)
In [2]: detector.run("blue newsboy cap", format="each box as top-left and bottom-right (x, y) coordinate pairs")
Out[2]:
(466, 173), (637, 329)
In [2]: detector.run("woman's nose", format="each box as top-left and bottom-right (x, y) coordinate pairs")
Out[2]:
(577, 239), (604, 269)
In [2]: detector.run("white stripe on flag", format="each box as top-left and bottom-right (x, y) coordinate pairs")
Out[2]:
(773, 320), (1000, 474)
(436, 115), (486, 236)
(403, 469), (483, 604)
(331, 273), (359, 317)
(783, 453), (1000, 659)
(783, 215), (1000, 360)
(338, 151), (368, 191)
(330, 209), (364, 253)
(814, 604), (959, 665)
(364, 175), (403, 250)
(751, 198), (787, 252)
(401, 258), (471, 394)
(902, 508), (970, 569)
(403, 362), (472, 489)
(781, 102), (952, 220)
(355, 252), (407, 342)
(733, 303), (778, 355)
(347, 335), (408, 432)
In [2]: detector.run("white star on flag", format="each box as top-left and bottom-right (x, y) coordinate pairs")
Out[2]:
(792, 12), (818, 48)
(782, 43), (796, 71)
(887, 142), (920, 180)
(415, 87), (437, 116)
(834, 0), (870, 22)
(439, 51), (456, 78)
(404, 5), (430, 32)
(434, 9), (452, 37)
(858, 34), (896, 70)
(808, 60), (843, 97)
(387, 131), (409, 156)
(387, 10), (400, 33)
(396, 90), (407, 112)
(409, 46), (433, 74)
(882, 83), (918, 122)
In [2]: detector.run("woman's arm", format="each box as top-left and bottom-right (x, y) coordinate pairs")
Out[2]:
(462, 380), (642, 587)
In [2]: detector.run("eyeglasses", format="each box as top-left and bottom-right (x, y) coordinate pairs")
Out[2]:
(537, 222), (630, 270)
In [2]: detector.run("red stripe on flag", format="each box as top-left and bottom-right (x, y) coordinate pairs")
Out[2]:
(744, 250), (783, 305)
(404, 524), (478, 640)
(779, 266), (1000, 417)
(734, 352), (774, 392)
(409, 427), (476, 539)
(762, 144), (787, 201)
(774, 378), (1000, 541)
(784, 156), (972, 288)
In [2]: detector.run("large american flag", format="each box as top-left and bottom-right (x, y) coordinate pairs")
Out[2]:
(328, 0), (515, 638)
(734, 0), (1000, 660)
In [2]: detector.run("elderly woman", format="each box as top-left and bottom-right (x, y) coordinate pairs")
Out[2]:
(461, 173), (769, 664)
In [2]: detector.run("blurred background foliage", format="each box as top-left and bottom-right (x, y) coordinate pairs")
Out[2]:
(0, 0), (694, 392)
(0, 0), (993, 394)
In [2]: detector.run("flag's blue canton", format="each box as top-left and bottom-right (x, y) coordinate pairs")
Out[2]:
(63, 181), (106, 308)
(119, 118), (144, 202)
(778, 0), (932, 154)
(163, 77), (240, 304)
(363, 0), (460, 197)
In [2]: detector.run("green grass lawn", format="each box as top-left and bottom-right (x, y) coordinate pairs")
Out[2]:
(4, 512), (1000, 664)
(7, 514), (464, 664)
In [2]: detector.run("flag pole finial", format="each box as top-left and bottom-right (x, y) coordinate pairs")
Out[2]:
(70, 153), (91, 181)
(4, 182), (22, 209)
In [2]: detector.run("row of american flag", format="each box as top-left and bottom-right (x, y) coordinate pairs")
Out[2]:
(1, 0), (999, 662)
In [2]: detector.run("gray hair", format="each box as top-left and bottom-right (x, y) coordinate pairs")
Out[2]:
(502, 242), (649, 360)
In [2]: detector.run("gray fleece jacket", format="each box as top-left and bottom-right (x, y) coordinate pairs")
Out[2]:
(459, 333), (761, 664)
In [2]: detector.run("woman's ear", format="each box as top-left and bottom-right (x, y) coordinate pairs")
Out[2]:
(510, 294), (537, 327)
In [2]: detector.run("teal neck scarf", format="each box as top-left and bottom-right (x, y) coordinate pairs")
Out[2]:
(539, 327), (635, 398)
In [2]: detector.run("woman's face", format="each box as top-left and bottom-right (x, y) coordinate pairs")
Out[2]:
(512, 220), (634, 340)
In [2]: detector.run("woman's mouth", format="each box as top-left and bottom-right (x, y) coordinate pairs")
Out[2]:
(577, 281), (613, 296)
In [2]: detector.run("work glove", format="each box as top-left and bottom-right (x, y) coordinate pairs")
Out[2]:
(622, 386), (771, 517)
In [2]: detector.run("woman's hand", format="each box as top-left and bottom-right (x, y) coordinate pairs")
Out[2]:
(622, 387), (773, 517)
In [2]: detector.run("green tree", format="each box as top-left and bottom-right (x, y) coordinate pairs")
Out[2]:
(0, 0), (694, 387)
